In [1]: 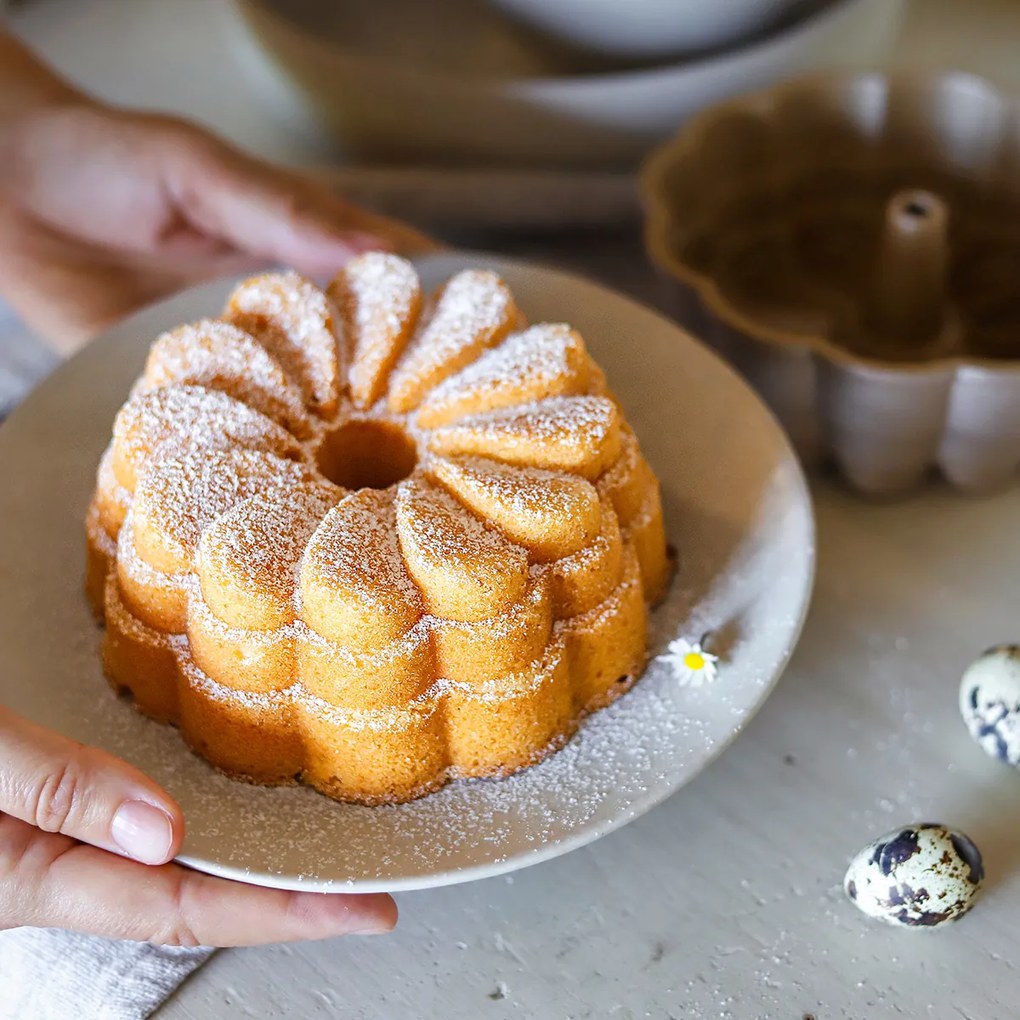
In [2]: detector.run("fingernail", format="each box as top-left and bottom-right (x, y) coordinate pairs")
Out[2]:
(350, 923), (395, 935)
(111, 800), (174, 865)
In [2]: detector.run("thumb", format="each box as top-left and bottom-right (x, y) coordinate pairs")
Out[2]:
(165, 132), (438, 275)
(0, 706), (182, 865)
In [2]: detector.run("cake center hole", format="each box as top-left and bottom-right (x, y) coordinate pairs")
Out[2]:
(316, 419), (418, 490)
(904, 199), (929, 218)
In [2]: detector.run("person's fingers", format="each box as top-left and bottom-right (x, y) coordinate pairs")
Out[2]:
(0, 815), (397, 945)
(164, 128), (439, 274)
(0, 707), (183, 865)
(0, 205), (269, 351)
(314, 198), (443, 259)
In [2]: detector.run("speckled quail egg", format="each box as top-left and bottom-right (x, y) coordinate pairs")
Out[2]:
(959, 645), (1020, 766)
(844, 824), (983, 928)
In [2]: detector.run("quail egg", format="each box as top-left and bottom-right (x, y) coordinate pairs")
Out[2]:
(844, 824), (983, 928)
(959, 645), (1020, 766)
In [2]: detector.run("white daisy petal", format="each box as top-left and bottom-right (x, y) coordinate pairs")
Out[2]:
(659, 636), (720, 688)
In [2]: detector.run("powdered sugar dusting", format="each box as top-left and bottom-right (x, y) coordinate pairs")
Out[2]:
(435, 570), (549, 646)
(627, 483), (665, 531)
(301, 683), (442, 732)
(118, 511), (192, 598)
(180, 649), (290, 711)
(103, 572), (175, 649)
(188, 589), (291, 655)
(555, 548), (640, 639)
(94, 442), (130, 537)
(226, 272), (341, 416)
(85, 500), (117, 559)
(599, 427), (640, 484)
(550, 499), (623, 615)
(331, 253), (421, 408)
(132, 449), (314, 572)
(417, 322), (589, 426)
(429, 396), (620, 476)
(428, 454), (600, 561)
(197, 485), (341, 627)
(302, 489), (422, 612)
(451, 396), (616, 444)
(434, 455), (596, 521)
(396, 476), (528, 575)
(596, 428), (652, 525)
(113, 385), (301, 490)
(299, 614), (429, 665)
(142, 319), (310, 437)
(176, 630), (555, 728)
(388, 270), (517, 411)
(443, 635), (564, 702)
(394, 476), (532, 620)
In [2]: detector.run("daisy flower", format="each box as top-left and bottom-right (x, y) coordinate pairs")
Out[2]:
(661, 635), (719, 687)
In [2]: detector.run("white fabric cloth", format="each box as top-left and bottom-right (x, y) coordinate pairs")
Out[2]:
(0, 303), (58, 420)
(0, 927), (214, 1020)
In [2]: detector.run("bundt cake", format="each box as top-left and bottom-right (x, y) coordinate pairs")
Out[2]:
(85, 255), (671, 804)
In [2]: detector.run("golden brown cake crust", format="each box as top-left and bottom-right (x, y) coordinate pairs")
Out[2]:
(87, 255), (672, 805)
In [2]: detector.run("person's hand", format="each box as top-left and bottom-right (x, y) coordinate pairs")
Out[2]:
(0, 35), (433, 354)
(0, 707), (396, 945)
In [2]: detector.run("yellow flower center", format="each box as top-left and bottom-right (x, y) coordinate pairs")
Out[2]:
(683, 652), (706, 671)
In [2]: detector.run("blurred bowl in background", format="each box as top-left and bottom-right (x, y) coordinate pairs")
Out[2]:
(234, 0), (904, 169)
(489, 0), (810, 62)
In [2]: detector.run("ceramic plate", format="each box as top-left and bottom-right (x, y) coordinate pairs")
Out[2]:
(0, 252), (814, 892)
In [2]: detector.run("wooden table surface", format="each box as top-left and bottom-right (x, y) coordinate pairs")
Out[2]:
(6, 1), (1020, 1017)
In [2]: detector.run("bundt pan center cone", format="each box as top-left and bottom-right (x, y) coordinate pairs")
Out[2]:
(643, 71), (1020, 495)
(85, 254), (671, 804)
